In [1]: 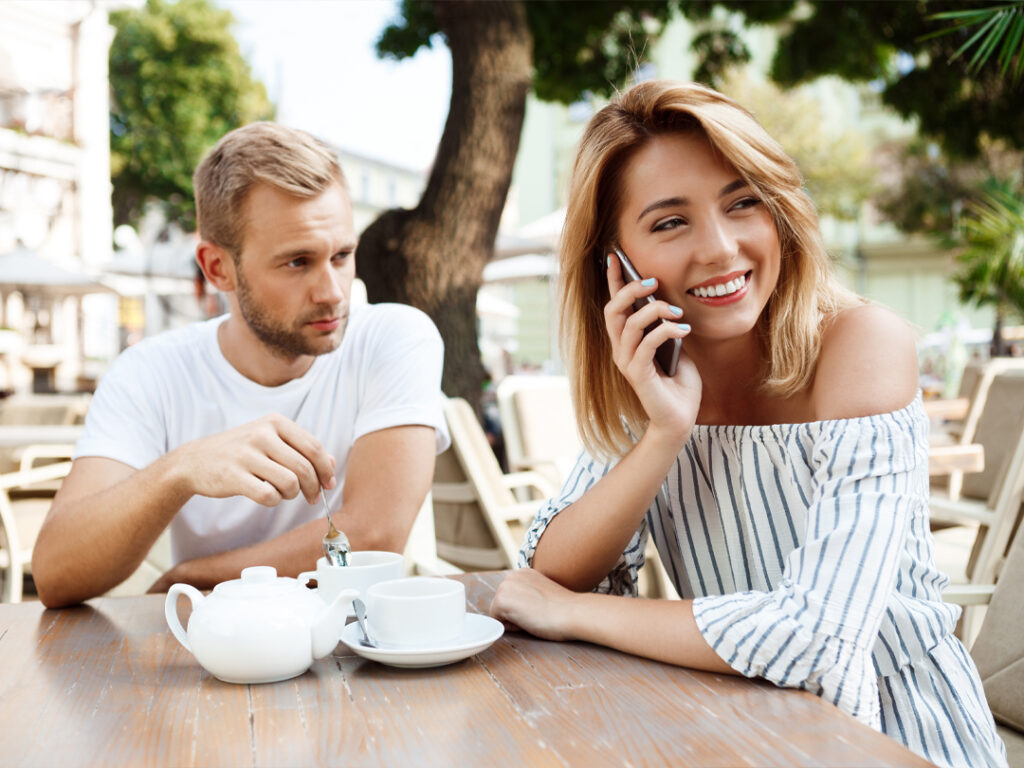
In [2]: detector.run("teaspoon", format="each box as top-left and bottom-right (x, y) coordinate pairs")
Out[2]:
(320, 488), (351, 566)
(352, 598), (377, 647)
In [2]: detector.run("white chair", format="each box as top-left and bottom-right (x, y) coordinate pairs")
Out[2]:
(402, 492), (463, 577)
(931, 371), (1024, 590)
(431, 396), (557, 570)
(496, 375), (581, 491)
(944, 521), (1024, 765)
(0, 460), (72, 602)
(495, 381), (678, 600)
(933, 359), (1024, 499)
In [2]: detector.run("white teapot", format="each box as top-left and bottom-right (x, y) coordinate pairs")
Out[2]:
(164, 566), (356, 684)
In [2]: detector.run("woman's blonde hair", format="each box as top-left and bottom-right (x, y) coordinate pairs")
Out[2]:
(561, 80), (862, 459)
(194, 122), (346, 257)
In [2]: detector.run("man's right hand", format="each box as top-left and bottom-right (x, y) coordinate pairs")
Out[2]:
(169, 414), (336, 506)
(31, 414), (335, 608)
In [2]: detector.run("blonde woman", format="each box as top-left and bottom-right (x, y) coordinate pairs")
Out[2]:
(489, 81), (1005, 768)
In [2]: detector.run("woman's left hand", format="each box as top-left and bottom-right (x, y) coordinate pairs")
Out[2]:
(489, 568), (580, 641)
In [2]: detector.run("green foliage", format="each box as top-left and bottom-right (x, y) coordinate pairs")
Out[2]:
(109, 0), (273, 231)
(721, 74), (876, 218)
(954, 183), (1024, 318)
(926, 2), (1024, 82)
(766, 1), (1024, 160)
(378, 0), (677, 104)
(874, 138), (1024, 239)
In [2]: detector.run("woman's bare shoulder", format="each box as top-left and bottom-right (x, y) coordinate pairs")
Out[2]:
(811, 303), (919, 420)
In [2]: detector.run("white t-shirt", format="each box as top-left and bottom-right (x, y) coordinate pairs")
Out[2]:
(75, 303), (450, 565)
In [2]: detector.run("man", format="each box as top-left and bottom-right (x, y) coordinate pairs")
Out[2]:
(32, 123), (449, 607)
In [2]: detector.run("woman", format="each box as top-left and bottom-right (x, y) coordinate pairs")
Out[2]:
(489, 81), (1006, 768)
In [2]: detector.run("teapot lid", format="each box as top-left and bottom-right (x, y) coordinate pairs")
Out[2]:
(212, 566), (303, 599)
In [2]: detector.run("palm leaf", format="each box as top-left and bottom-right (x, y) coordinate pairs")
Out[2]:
(955, 187), (1024, 316)
(925, 2), (1024, 81)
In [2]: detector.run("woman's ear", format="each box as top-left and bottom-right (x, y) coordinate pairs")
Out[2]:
(195, 241), (236, 292)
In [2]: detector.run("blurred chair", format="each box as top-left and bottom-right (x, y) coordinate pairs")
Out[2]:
(0, 393), (90, 475)
(403, 492), (463, 577)
(0, 440), (172, 602)
(496, 375), (581, 491)
(0, 393), (91, 426)
(0, 459), (71, 602)
(931, 359), (1024, 499)
(485, 386), (678, 600)
(930, 384), (1024, 596)
(431, 396), (558, 571)
(943, 521), (1024, 765)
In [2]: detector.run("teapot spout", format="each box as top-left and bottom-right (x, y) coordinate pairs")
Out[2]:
(311, 589), (359, 659)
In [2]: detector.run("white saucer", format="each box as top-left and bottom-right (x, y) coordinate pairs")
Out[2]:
(340, 614), (504, 668)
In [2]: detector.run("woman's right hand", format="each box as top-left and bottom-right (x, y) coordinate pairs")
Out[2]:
(605, 253), (702, 448)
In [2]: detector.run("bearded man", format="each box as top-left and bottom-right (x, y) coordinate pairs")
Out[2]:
(33, 123), (448, 607)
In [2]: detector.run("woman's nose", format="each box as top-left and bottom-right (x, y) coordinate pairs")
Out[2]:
(695, 214), (739, 266)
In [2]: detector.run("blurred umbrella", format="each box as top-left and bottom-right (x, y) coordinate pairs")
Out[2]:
(0, 247), (117, 297)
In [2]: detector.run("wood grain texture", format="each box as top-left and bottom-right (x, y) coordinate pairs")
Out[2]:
(0, 572), (935, 767)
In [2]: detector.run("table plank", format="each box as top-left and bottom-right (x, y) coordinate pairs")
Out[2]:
(0, 573), (935, 767)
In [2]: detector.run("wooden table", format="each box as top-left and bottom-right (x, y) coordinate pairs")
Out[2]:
(0, 572), (933, 767)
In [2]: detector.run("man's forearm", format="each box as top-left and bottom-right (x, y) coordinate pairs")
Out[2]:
(32, 455), (193, 607)
(153, 499), (418, 593)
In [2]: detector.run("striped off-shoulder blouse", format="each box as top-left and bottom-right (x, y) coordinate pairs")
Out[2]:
(519, 396), (1006, 768)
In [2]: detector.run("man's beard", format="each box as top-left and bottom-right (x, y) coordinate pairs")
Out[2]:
(234, 269), (346, 359)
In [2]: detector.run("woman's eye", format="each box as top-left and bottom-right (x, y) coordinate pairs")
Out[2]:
(652, 216), (686, 232)
(730, 196), (761, 211)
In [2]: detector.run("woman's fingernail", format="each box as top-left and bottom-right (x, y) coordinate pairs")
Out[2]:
(678, 323), (691, 331)
(606, 255), (611, 269)
(669, 305), (682, 316)
(641, 277), (656, 287)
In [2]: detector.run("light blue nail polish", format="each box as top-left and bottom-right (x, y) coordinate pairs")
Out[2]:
(678, 323), (691, 331)
(669, 305), (682, 316)
(606, 255), (611, 268)
(641, 277), (656, 287)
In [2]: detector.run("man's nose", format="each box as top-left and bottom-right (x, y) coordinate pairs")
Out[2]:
(311, 262), (346, 304)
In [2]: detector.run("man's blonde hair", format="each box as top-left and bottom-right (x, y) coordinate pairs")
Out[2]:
(194, 122), (346, 256)
(560, 80), (863, 459)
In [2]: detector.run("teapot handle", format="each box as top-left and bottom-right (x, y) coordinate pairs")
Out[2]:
(165, 583), (204, 653)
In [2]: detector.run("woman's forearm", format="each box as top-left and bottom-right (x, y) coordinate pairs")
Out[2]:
(532, 425), (688, 590)
(569, 592), (736, 674)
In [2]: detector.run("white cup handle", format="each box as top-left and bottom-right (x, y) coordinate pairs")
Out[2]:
(164, 583), (204, 653)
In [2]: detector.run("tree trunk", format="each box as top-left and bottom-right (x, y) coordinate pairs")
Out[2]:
(357, 1), (532, 414)
(992, 306), (1009, 357)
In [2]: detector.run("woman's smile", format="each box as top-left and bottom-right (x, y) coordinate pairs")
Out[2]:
(687, 270), (751, 303)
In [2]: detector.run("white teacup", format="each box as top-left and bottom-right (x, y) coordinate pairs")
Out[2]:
(365, 577), (466, 648)
(299, 551), (404, 613)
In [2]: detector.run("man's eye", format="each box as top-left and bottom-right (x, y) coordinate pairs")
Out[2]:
(332, 251), (351, 263)
(287, 258), (307, 268)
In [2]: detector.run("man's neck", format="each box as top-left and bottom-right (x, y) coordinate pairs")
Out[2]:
(216, 315), (315, 387)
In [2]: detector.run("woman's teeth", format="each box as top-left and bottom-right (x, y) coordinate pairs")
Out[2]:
(691, 273), (747, 299)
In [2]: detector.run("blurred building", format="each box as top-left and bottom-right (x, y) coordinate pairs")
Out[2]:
(337, 147), (425, 233)
(0, 0), (133, 392)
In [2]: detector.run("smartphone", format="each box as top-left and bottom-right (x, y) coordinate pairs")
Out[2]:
(612, 245), (681, 377)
